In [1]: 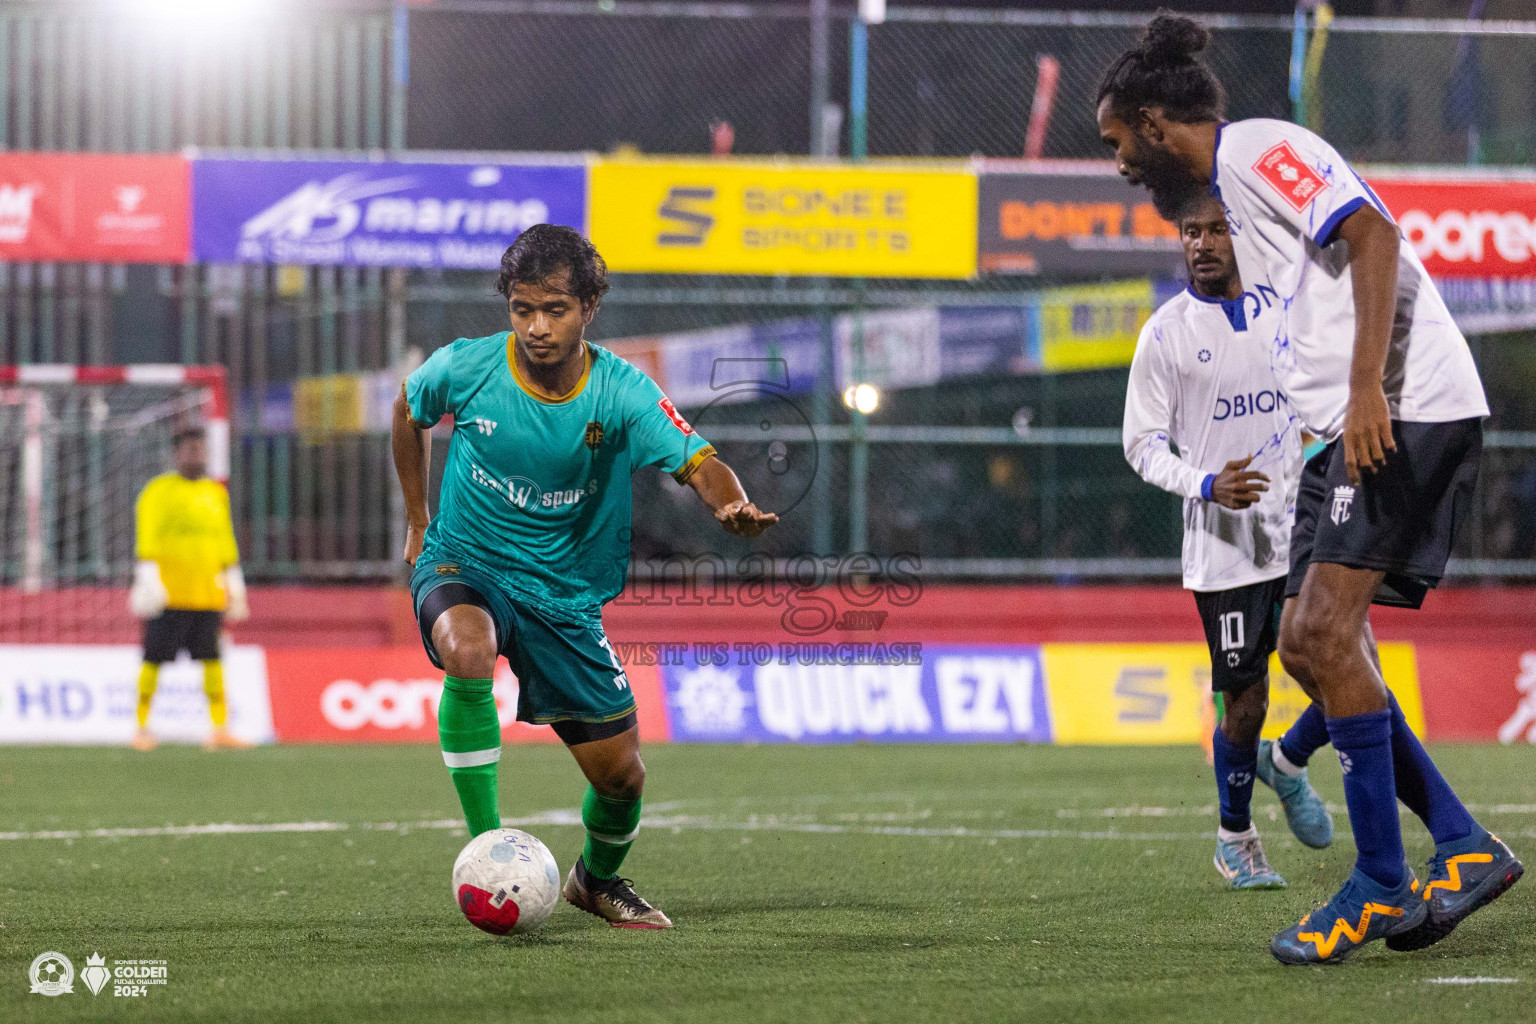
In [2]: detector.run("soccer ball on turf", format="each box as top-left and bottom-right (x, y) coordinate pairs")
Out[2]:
(451, 828), (561, 935)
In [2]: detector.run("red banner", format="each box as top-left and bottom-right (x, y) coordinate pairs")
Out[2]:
(264, 646), (672, 745)
(1368, 177), (1536, 279)
(1415, 645), (1536, 743)
(0, 152), (189, 263)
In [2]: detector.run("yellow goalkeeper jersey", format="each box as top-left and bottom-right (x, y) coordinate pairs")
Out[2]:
(135, 473), (240, 611)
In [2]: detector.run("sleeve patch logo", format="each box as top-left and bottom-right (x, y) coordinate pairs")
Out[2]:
(657, 397), (695, 436)
(1252, 141), (1330, 212)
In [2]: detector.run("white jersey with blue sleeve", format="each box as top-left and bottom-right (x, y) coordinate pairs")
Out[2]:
(1124, 286), (1302, 592)
(1211, 118), (1488, 442)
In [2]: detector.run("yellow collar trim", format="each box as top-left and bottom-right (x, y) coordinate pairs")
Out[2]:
(507, 336), (592, 405)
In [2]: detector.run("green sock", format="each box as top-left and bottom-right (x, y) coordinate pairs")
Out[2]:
(581, 785), (642, 879)
(438, 675), (501, 837)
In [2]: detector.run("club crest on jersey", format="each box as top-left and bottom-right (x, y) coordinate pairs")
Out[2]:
(657, 397), (695, 436)
(1331, 485), (1355, 526)
(1252, 141), (1330, 212)
(584, 421), (605, 450)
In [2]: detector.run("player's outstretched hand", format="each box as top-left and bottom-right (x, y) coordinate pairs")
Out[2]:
(1342, 386), (1395, 486)
(1210, 455), (1269, 510)
(403, 522), (427, 566)
(714, 500), (779, 538)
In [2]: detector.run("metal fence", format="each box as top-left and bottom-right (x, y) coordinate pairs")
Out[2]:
(1, 2), (1534, 582)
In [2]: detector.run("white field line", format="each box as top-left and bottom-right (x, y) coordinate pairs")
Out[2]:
(1055, 803), (1536, 819)
(6, 806), (1536, 844)
(0, 811), (1205, 844)
(1426, 977), (1521, 985)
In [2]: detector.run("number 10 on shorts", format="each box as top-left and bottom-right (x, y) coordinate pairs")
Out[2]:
(1220, 611), (1245, 652)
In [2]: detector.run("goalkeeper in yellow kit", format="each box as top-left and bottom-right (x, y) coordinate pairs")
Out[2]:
(128, 425), (251, 750)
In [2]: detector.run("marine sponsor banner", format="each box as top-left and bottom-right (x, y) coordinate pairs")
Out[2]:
(191, 158), (585, 268)
(0, 644), (273, 745)
(1368, 178), (1536, 279)
(658, 644), (1052, 744)
(1041, 643), (1423, 745)
(589, 159), (977, 278)
(262, 647), (669, 744)
(0, 152), (190, 263)
(976, 167), (1183, 277)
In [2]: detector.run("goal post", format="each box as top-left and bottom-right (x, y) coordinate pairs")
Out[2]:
(0, 365), (229, 643)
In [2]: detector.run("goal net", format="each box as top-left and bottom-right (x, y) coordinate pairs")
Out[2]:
(0, 366), (229, 643)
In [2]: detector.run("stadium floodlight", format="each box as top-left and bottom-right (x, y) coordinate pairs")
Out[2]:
(842, 383), (880, 415)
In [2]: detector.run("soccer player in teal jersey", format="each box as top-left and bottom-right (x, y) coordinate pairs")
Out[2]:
(392, 225), (777, 929)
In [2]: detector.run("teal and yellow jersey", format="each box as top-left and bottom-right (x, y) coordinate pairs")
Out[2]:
(406, 333), (714, 621)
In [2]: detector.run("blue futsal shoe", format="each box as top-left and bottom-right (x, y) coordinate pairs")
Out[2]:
(1386, 831), (1524, 951)
(1271, 867), (1426, 965)
(1256, 739), (1334, 849)
(1214, 830), (1286, 889)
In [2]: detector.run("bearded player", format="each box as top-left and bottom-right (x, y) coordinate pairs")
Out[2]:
(392, 224), (777, 930)
(128, 424), (252, 750)
(1099, 14), (1521, 963)
(1125, 193), (1333, 890)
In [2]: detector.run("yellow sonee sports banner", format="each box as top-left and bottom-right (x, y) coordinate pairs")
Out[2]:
(589, 159), (978, 278)
(1041, 643), (1424, 745)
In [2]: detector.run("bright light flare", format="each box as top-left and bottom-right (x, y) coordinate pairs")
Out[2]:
(842, 383), (880, 415)
(119, 0), (272, 29)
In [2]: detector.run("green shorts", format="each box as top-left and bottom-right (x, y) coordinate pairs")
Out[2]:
(410, 555), (637, 729)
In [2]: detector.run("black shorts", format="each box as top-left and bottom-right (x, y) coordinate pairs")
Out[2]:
(142, 609), (223, 663)
(1285, 418), (1482, 609)
(1193, 576), (1285, 694)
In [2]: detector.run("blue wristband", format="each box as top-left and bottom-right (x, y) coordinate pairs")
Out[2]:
(1200, 474), (1216, 500)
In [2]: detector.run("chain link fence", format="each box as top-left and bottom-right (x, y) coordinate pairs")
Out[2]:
(0, 2), (1534, 581)
(409, 3), (1536, 164)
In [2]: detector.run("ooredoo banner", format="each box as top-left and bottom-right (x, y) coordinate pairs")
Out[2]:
(1368, 178), (1536, 279)
(0, 152), (190, 263)
(0, 644), (273, 745)
(262, 647), (669, 744)
(191, 158), (586, 269)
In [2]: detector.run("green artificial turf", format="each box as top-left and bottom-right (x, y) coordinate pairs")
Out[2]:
(2, 743), (1532, 1023)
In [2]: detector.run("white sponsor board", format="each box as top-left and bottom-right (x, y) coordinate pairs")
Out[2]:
(0, 644), (274, 745)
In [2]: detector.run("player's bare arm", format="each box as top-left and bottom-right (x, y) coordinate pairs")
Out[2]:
(1336, 205), (1402, 485)
(684, 454), (778, 538)
(392, 387), (433, 566)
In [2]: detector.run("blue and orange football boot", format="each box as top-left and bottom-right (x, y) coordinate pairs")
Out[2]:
(1385, 831), (1523, 951)
(1270, 867), (1426, 965)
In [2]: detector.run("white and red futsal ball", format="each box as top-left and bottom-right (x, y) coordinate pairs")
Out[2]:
(452, 828), (560, 935)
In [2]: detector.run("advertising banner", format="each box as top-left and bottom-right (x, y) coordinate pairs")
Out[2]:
(659, 644), (1052, 744)
(589, 159), (977, 278)
(1038, 278), (1154, 371)
(0, 644), (273, 745)
(1368, 178), (1536, 279)
(0, 152), (190, 263)
(1041, 643), (1422, 745)
(263, 647), (669, 744)
(191, 158), (585, 269)
(1415, 645), (1536, 744)
(977, 168), (1183, 277)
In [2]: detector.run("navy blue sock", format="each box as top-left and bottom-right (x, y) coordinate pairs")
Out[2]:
(1326, 710), (1405, 888)
(1212, 728), (1258, 833)
(1278, 702), (1329, 768)
(1387, 692), (1480, 848)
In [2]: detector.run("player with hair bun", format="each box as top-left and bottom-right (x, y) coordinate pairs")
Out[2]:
(1097, 13), (1521, 965)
